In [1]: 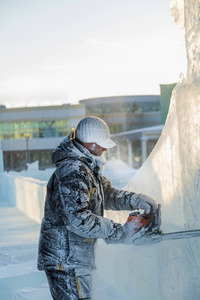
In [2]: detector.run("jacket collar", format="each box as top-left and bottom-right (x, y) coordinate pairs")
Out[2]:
(52, 131), (102, 177)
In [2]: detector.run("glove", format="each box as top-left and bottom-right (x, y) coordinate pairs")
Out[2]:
(130, 194), (157, 214)
(104, 223), (126, 244)
(121, 211), (152, 243)
(123, 217), (143, 235)
(130, 194), (161, 232)
(121, 205), (161, 244)
(105, 217), (149, 245)
(148, 203), (161, 232)
(121, 222), (149, 244)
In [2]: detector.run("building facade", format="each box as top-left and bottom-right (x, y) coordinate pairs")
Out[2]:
(0, 104), (85, 171)
(0, 94), (166, 171)
(80, 95), (161, 133)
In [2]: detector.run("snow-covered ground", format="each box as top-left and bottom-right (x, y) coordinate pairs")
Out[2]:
(0, 159), (138, 300)
(0, 205), (51, 300)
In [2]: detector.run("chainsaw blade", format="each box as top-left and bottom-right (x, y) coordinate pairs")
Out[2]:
(134, 229), (200, 245)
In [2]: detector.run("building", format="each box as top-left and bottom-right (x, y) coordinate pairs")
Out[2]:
(110, 125), (164, 168)
(0, 104), (85, 171)
(80, 95), (161, 133)
(1, 93), (173, 171)
(106, 87), (176, 167)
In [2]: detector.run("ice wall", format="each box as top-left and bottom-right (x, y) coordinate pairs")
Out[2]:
(121, 0), (200, 298)
(126, 0), (200, 228)
(0, 172), (46, 223)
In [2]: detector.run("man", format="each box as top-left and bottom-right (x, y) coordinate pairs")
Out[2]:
(37, 116), (161, 300)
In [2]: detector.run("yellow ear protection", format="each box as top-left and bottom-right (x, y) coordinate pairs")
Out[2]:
(70, 128), (76, 140)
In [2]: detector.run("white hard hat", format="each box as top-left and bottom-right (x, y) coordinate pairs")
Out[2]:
(76, 116), (116, 149)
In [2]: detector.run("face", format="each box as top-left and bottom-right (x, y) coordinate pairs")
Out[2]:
(83, 143), (107, 156)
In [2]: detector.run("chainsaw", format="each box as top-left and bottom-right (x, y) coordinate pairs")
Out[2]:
(128, 211), (200, 245)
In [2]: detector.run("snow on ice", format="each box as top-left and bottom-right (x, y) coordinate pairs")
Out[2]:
(1, 0), (200, 298)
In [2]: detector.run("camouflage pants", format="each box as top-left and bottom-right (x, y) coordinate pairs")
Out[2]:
(45, 268), (91, 300)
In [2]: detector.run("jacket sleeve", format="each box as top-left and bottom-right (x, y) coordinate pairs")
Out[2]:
(56, 165), (124, 241)
(101, 175), (140, 211)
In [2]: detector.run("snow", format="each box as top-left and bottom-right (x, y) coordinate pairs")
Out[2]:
(7, 159), (137, 190)
(102, 159), (137, 189)
(1, 0), (200, 298)
(8, 160), (54, 182)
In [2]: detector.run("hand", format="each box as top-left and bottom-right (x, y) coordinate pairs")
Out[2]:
(148, 204), (161, 232)
(130, 194), (161, 231)
(123, 218), (139, 237)
(105, 204), (161, 245)
(122, 223), (149, 244)
(122, 212), (151, 243)
(132, 194), (158, 214)
(104, 221), (147, 244)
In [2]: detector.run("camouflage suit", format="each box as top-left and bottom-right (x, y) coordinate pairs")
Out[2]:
(37, 132), (152, 299)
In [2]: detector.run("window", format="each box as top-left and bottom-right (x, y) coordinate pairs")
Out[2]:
(0, 120), (69, 139)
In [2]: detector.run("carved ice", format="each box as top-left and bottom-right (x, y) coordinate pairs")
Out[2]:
(94, 1), (200, 299)
(122, 0), (200, 298)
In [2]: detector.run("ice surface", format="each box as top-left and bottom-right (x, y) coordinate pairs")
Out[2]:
(170, 0), (185, 30)
(1, 0), (200, 298)
(124, 0), (200, 298)
(0, 205), (50, 300)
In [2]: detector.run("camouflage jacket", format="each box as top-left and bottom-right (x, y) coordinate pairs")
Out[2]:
(37, 133), (137, 271)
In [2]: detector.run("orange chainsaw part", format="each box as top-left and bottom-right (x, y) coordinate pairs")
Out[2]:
(127, 213), (150, 231)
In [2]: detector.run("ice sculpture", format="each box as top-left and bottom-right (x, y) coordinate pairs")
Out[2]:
(123, 0), (200, 298)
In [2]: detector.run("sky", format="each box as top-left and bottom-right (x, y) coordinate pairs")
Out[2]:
(0, 0), (186, 108)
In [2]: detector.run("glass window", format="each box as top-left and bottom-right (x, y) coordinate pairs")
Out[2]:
(0, 119), (69, 140)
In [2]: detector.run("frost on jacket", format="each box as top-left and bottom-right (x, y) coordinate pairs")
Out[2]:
(37, 135), (136, 271)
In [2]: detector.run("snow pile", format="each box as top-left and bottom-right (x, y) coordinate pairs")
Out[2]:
(9, 161), (55, 182)
(8, 159), (137, 190)
(102, 159), (137, 189)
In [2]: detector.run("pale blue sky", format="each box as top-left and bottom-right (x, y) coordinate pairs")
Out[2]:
(0, 0), (186, 107)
